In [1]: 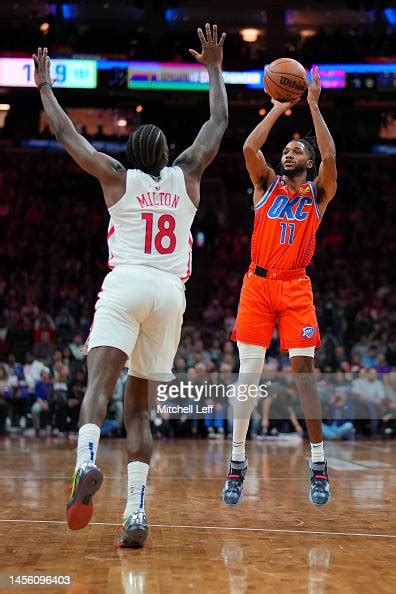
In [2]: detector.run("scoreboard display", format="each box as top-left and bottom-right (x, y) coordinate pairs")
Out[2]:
(347, 71), (396, 91)
(0, 57), (394, 92)
(0, 58), (97, 88)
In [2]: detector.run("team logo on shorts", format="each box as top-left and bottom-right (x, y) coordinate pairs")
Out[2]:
(302, 326), (315, 338)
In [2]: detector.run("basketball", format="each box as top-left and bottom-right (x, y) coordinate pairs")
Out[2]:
(264, 58), (307, 102)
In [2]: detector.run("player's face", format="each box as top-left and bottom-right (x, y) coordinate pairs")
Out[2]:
(281, 142), (310, 177)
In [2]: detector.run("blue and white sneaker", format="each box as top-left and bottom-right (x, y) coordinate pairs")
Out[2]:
(222, 459), (248, 505)
(309, 460), (331, 506)
(117, 511), (148, 548)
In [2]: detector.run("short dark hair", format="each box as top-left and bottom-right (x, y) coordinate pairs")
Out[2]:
(126, 124), (168, 175)
(295, 133), (318, 180)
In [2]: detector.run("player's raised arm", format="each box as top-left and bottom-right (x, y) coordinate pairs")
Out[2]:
(307, 66), (337, 213)
(243, 98), (297, 191)
(32, 48), (125, 205)
(173, 24), (228, 201)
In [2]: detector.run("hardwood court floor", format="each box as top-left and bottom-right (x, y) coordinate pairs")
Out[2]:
(0, 437), (395, 594)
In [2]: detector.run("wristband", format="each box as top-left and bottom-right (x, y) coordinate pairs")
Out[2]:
(38, 82), (52, 91)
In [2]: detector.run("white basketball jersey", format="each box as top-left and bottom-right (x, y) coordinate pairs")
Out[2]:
(107, 166), (197, 281)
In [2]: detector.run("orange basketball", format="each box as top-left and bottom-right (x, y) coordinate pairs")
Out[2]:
(264, 58), (307, 102)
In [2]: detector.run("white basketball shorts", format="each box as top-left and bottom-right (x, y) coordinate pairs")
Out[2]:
(87, 264), (186, 381)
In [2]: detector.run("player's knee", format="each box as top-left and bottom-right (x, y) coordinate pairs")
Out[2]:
(291, 356), (314, 374)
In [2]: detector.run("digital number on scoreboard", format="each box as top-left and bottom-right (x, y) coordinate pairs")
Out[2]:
(0, 58), (97, 88)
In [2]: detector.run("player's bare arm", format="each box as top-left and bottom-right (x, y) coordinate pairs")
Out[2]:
(243, 97), (299, 205)
(173, 24), (228, 207)
(307, 66), (337, 215)
(32, 47), (126, 208)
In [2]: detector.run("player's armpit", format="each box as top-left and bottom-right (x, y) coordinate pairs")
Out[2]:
(56, 127), (125, 183)
(243, 145), (275, 190)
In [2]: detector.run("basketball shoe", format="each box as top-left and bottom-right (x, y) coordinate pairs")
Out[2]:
(117, 511), (148, 548)
(222, 459), (248, 505)
(66, 462), (103, 530)
(309, 460), (331, 506)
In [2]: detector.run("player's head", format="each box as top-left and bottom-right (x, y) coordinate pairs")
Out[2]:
(127, 124), (169, 175)
(280, 135), (317, 181)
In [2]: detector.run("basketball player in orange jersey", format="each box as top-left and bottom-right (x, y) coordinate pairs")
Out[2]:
(223, 66), (337, 506)
(32, 23), (227, 547)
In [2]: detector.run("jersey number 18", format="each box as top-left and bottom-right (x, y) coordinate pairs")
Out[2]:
(142, 213), (177, 255)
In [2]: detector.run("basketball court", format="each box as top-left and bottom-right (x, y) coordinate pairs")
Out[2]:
(0, 437), (394, 593)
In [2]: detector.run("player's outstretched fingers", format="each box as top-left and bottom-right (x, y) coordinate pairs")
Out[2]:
(213, 24), (217, 44)
(205, 23), (213, 43)
(197, 27), (206, 45)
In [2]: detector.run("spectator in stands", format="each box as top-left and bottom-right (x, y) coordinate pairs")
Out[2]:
(51, 364), (70, 435)
(361, 345), (379, 369)
(376, 353), (391, 374)
(24, 352), (46, 394)
(0, 363), (11, 396)
(68, 333), (85, 363)
(31, 368), (52, 436)
(66, 367), (87, 433)
(352, 368), (386, 435)
(322, 390), (355, 440)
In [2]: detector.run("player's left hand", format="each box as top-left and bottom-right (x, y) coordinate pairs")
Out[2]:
(32, 47), (53, 88)
(307, 65), (321, 105)
(189, 23), (226, 68)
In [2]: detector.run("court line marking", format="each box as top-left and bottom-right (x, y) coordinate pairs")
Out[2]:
(2, 473), (396, 481)
(0, 518), (395, 539)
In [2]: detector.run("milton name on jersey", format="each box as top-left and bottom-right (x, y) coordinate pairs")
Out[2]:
(107, 166), (197, 281)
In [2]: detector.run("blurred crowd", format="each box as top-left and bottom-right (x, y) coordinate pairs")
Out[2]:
(0, 149), (395, 439)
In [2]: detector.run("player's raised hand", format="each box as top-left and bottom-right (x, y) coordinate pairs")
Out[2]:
(189, 23), (226, 67)
(270, 97), (300, 113)
(307, 65), (321, 105)
(32, 47), (53, 89)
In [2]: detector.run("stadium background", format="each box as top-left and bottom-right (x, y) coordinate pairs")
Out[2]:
(0, 0), (395, 440)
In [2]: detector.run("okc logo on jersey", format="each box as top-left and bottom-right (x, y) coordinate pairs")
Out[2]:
(267, 195), (313, 221)
(302, 326), (315, 338)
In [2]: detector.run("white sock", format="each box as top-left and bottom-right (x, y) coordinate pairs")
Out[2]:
(311, 441), (325, 464)
(123, 461), (149, 519)
(231, 419), (250, 462)
(75, 423), (101, 472)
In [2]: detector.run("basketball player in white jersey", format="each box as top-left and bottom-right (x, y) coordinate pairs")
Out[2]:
(33, 23), (227, 548)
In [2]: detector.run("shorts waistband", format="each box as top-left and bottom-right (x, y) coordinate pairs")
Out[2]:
(111, 264), (183, 284)
(249, 263), (306, 280)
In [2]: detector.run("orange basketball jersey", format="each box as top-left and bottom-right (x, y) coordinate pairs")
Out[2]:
(251, 176), (321, 270)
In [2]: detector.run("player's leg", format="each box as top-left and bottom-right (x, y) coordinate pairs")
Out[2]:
(222, 342), (266, 505)
(67, 267), (139, 530)
(67, 346), (128, 530)
(118, 272), (185, 547)
(117, 375), (153, 548)
(289, 349), (330, 506)
(224, 273), (275, 505)
(289, 350), (323, 444)
(279, 276), (330, 506)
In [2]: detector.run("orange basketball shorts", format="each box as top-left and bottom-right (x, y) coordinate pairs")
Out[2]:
(231, 271), (321, 351)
